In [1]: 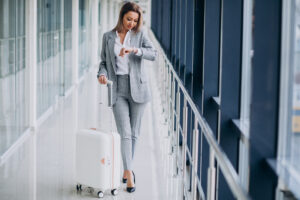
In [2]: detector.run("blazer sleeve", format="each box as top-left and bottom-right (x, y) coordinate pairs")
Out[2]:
(137, 30), (157, 61)
(97, 33), (108, 78)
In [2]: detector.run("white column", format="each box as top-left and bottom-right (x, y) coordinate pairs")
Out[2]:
(90, 0), (99, 68)
(26, 0), (37, 130)
(90, 0), (99, 128)
(60, 0), (65, 95)
(109, 0), (114, 30)
(97, 0), (107, 130)
(113, 0), (118, 27)
(147, 0), (152, 27)
(72, 0), (79, 133)
(100, 0), (108, 33)
(72, 0), (79, 85)
(26, 1), (37, 200)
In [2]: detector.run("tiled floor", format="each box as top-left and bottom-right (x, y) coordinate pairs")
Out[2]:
(0, 60), (182, 200)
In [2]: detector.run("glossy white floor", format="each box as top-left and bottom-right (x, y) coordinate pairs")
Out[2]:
(0, 59), (184, 200)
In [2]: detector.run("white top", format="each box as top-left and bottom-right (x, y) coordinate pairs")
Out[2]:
(114, 30), (142, 75)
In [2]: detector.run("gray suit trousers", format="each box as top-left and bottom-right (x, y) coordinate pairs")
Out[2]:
(112, 74), (147, 170)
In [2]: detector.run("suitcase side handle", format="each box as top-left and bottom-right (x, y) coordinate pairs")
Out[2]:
(107, 80), (113, 107)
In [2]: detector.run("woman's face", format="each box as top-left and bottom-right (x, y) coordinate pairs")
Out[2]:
(122, 11), (139, 31)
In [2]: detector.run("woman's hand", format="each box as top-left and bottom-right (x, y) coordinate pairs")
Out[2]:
(119, 47), (134, 57)
(132, 47), (138, 54)
(98, 75), (107, 84)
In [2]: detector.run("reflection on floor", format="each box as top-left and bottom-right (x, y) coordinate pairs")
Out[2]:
(0, 60), (183, 200)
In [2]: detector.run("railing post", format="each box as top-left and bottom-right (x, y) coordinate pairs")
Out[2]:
(166, 64), (171, 125)
(160, 55), (164, 105)
(207, 147), (216, 200)
(169, 70), (174, 137)
(170, 74), (174, 135)
(158, 52), (162, 91)
(160, 53), (164, 92)
(182, 98), (188, 199)
(192, 117), (199, 200)
(175, 84), (181, 175)
(165, 59), (169, 115)
(171, 73), (177, 176)
(163, 58), (167, 115)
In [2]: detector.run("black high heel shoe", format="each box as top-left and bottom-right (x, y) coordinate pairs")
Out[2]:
(126, 171), (136, 193)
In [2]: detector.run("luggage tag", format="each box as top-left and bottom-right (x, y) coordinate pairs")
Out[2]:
(100, 157), (111, 166)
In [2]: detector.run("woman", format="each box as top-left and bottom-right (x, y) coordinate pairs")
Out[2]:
(97, 2), (157, 193)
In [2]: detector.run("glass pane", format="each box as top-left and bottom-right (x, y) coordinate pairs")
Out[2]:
(98, 1), (101, 61)
(0, 0), (28, 155)
(281, 0), (300, 198)
(64, 0), (72, 91)
(79, 0), (89, 77)
(291, 0), (300, 173)
(37, 0), (61, 117)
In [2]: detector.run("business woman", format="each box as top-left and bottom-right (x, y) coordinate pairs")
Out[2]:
(97, 2), (157, 193)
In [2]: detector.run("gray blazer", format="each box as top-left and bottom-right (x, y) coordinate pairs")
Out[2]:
(97, 29), (157, 105)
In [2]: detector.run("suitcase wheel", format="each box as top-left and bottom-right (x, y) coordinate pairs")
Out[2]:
(111, 189), (118, 196)
(97, 191), (104, 198)
(76, 184), (82, 191)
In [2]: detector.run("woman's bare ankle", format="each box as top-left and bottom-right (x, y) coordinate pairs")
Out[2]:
(126, 170), (134, 187)
(123, 170), (131, 179)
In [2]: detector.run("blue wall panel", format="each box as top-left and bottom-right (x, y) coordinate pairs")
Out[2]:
(185, 0), (194, 95)
(171, 0), (177, 63)
(179, 0), (187, 81)
(201, 0), (222, 196)
(175, 0), (181, 73)
(192, 0), (205, 106)
(161, 0), (172, 58)
(249, 0), (282, 199)
(217, 0), (243, 198)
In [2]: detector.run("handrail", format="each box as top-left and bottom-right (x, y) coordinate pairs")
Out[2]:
(149, 29), (251, 200)
(0, 36), (26, 41)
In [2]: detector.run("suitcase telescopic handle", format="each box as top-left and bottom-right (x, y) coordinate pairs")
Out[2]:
(107, 80), (113, 107)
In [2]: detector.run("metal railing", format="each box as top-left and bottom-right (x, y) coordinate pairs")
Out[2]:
(149, 30), (251, 200)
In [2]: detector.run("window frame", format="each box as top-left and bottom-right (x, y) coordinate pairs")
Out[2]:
(236, 0), (254, 192)
(277, 0), (300, 199)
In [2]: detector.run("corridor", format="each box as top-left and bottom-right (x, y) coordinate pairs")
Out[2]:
(1, 0), (300, 199)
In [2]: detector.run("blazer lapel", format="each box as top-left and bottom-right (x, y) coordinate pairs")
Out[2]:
(107, 31), (117, 73)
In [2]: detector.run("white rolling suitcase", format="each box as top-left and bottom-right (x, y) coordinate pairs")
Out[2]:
(75, 81), (121, 198)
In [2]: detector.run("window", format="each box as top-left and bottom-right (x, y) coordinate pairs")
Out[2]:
(0, 0), (28, 155)
(238, 0), (255, 191)
(37, 0), (62, 117)
(79, 0), (90, 77)
(64, 0), (73, 92)
(278, 0), (300, 198)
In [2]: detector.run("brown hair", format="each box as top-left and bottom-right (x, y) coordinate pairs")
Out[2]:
(113, 2), (143, 33)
